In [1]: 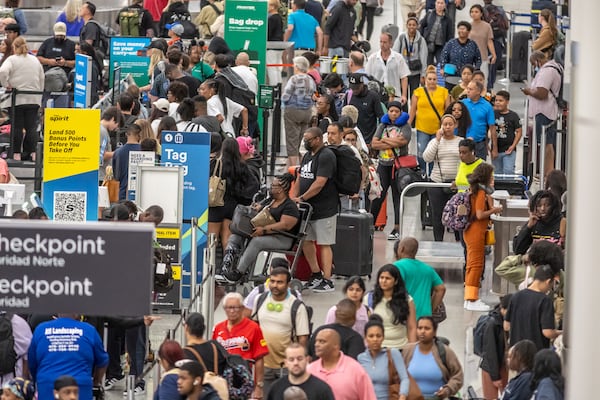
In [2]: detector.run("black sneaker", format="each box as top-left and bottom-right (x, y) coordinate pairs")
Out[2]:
(223, 269), (243, 284)
(387, 230), (400, 241)
(313, 279), (335, 293)
(303, 275), (323, 290)
(104, 375), (124, 390)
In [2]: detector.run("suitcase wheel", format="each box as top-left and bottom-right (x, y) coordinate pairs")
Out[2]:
(289, 278), (303, 293)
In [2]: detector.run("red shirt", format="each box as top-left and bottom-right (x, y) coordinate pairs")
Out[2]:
(212, 318), (269, 361)
(144, 0), (169, 22)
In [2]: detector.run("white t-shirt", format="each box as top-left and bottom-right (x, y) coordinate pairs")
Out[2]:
(232, 65), (258, 95)
(207, 95), (245, 136)
(176, 120), (207, 132)
(253, 293), (310, 369)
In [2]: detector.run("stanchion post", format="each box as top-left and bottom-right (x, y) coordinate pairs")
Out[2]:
(270, 84), (282, 175)
(190, 217), (198, 311)
(539, 124), (547, 189)
(207, 233), (216, 333)
(200, 246), (210, 320)
(531, 114), (537, 180)
(262, 107), (270, 180)
(126, 375), (135, 400)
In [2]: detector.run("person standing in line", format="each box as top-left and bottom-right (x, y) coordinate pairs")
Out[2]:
(395, 13), (428, 99)
(468, 4), (496, 84)
(419, 0), (454, 66)
(461, 80), (497, 161)
(492, 90), (522, 175)
(440, 21), (481, 89)
(323, 0), (357, 57)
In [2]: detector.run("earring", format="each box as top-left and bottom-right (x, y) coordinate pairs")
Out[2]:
(55, 395), (59, 399)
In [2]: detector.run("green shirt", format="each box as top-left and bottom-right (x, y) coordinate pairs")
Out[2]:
(394, 258), (443, 320)
(191, 61), (214, 82)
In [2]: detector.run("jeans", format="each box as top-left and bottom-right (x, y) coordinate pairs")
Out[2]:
(492, 151), (516, 175)
(237, 234), (294, 273)
(369, 163), (401, 226)
(417, 130), (434, 174)
(427, 186), (454, 241)
(107, 325), (125, 379)
(126, 325), (146, 388)
(488, 39), (505, 89)
(328, 47), (348, 58)
(474, 140), (488, 161)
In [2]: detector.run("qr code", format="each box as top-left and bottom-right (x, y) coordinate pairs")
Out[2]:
(53, 191), (87, 222)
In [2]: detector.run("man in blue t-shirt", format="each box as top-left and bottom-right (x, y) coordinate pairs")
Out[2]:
(28, 316), (109, 400)
(112, 123), (142, 200)
(284, 0), (323, 53)
(461, 80), (497, 160)
(393, 237), (446, 320)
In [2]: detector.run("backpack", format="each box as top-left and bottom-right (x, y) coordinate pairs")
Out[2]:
(184, 344), (230, 400)
(257, 283), (301, 299)
(252, 291), (314, 340)
(0, 7), (14, 19)
(365, 75), (389, 105)
(167, 11), (199, 39)
(277, 0), (288, 30)
(86, 19), (116, 60)
(484, 4), (509, 38)
(44, 67), (68, 92)
(119, 7), (142, 36)
(153, 245), (174, 293)
(326, 145), (362, 195)
(546, 64), (567, 110)
(441, 191), (472, 231)
(0, 314), (17, 376)
(217, 345), (254, 400)
(473, 313), (494, 357)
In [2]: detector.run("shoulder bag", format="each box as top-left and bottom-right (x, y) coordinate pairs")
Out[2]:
(404, 36), (423, 72)
(102, 165), (119, 204)
(184, 344), (230, 400)
(387, 348), (424, 400)
(250, 200), (277, 228)
(208, 158), (226, 207)
(435, 152), (456, 194)
(230, 204), (258, 238)
(423, 86), (442, 122)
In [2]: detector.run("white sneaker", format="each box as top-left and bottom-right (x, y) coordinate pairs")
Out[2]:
(465, 299), (491, 312)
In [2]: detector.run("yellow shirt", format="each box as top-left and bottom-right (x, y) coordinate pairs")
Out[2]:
(414, 86), (449, 134)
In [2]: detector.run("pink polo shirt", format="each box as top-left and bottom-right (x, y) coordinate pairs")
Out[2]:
(308, 352), (377, 400)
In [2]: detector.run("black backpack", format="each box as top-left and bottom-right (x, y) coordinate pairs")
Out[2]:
(473, 313), (493, 357)
(365, 75), (389, 105)
(0, 314), (17, 376)
(167, 11), (199, 39)
(153, 245), (174, 293)
(252, 291), (314, 339)
(546, 64), (567, 110)
(86, 19), (115, 60)
(327, 145), (362, 195)
(484, 4), (509, 38)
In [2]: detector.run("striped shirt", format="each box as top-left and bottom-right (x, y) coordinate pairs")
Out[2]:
(422, 136), (461, 183)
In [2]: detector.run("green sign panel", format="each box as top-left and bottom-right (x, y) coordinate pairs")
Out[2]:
(108, 37), (151, 88)
(224, 0), (268, 87)
(258, 85), (274, 109)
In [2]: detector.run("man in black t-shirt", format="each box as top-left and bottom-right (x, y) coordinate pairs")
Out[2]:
(79, 2), (101, 47)
(348, 73), (384, 143)
(294, 127), (339, 293)
(267, 343), (335, 400)
(36, 22), (76, 74)
(504, 265), (561, 351)
(165, 63), (201, 98)
(492, 90), (522, 175)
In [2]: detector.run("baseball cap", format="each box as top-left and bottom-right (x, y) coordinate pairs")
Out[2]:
(53, 22), (67, 36)
(166, 22), (184, 36)
(145, 38), (168, 54)
(153, 98), (169, 113)
(348, 73), (365, 86)
(236, 136), (255, 155)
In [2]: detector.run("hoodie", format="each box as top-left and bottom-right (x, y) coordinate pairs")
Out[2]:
(395, 30), (429, 77)
(246, 155), (265, 185)
(159, 2), (191, 37)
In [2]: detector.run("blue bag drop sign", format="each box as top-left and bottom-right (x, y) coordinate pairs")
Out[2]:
(73, 54), (92, 109)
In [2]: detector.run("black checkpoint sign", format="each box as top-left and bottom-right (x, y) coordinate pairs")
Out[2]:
(0, 220), (154, 315)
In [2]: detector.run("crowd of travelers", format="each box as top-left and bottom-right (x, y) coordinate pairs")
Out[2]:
(0, 0), (570, 399)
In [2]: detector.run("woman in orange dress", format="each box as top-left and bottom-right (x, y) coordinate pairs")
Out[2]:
(463, 163), (502, 311)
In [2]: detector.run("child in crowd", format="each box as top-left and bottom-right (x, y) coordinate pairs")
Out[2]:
(492, 90), (522, 175)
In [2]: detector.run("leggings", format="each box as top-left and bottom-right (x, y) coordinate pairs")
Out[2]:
(12, 104), (39, 159)
(427, 186), (454, 241)
(369, 163), (400, 226)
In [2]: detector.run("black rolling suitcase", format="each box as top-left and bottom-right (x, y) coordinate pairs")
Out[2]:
(493, 174), (529, 198)
(510, 31), (531, 82)
(420, 192), (433, 230)
(332, 210), (374, 277)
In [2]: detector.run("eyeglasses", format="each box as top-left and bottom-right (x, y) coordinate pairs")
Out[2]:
(223, 306), (243, 311)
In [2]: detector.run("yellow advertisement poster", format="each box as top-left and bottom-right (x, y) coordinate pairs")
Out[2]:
(42, 108), (101, 221)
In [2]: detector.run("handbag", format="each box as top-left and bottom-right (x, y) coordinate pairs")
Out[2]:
(230, 204), (257, 238)
(485, 224), (496, 246)
(250, 201), (276, 228)
(102, 166), (119, 204)
(435, 153), (456, 194)
(432, 302), (447, 324)
(208, 158), (226, 207)
(394, 154), (419, 169)
(387, 349), (401, 400)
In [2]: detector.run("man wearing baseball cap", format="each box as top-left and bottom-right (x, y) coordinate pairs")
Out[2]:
(36, 22), (77, 74)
